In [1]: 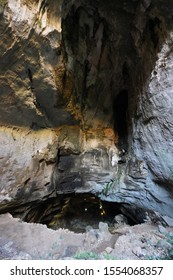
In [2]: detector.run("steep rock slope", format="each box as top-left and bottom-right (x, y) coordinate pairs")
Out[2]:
(0, 0), (173, 222)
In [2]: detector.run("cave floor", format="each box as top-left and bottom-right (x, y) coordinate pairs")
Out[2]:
(0, 213), (172, 260)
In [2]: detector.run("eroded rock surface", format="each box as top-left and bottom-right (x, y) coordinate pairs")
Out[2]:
(0, 0), (173, 222)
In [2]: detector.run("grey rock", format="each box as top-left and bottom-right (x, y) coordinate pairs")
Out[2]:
(62, 246), (78, 258)
(132, 247), (146, 258)
(114, 214), (128, 225)
(84, 230), (99, 246)
(156, 239), (173, 250)
(0, 0), (173, 222)
(162, 216), (173, 227)
(158, 225), (168, 235)
(105, 247), (113, 254)
(99, 222), (109, 234)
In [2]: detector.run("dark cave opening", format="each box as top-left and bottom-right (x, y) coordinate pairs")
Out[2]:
(113, 90), (129, 149)
(10, 194), (135, 233)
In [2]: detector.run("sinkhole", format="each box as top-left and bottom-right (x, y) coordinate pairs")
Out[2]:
(10, 194), (134, 233)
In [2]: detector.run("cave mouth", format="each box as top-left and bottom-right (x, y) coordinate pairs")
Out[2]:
(9, 194), (135, 233)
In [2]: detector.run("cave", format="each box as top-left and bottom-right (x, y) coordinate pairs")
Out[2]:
(0, 0), (173, 260)
(9, 194), (135, 233)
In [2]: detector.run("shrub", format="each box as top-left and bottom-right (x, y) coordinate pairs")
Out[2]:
(0, 0), (7, 8)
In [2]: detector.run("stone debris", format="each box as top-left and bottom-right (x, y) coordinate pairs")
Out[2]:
(132, 246), (146, 258)
(105, 247), (113, 254)
(158, 225), (168, 235)
(0, 213), (172, 260)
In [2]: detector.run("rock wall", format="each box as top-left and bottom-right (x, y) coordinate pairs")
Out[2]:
(0, 0), (173, 221)
(100, 0), (173, 219)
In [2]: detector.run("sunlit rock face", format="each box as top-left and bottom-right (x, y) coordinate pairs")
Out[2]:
(0, 0), (64, 210)
(0, 0), (173, 221)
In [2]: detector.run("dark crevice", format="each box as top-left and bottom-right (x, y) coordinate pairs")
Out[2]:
(24, 178), (31, 185)
(113, 90), (129, 149)
(147, 17), (161, 49)
(27, 68), (33, 83)
(27, 68), (34, 90)
(39, 0), (49, 14)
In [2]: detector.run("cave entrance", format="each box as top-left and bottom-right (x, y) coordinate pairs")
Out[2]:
(10, 194), (134, 233)
(113, 90), (128, 149)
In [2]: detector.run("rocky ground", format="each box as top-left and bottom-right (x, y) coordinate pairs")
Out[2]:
(0, 213), (173, 260)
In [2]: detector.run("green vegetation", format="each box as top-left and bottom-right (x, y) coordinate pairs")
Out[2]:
(102, 180), (114, 196)
(74, 251), (117, 260)
(0, 0), (7, 7)
(101, 173), (122, 196)
(103, 253), (118, 260)
(38, 19), (42, 29)
(166, 232), (173, 259)
(74, 252), (100, 260)
(147, 233), (173, 260)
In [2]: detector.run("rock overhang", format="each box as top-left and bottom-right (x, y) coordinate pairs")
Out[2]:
(0, 0), (173, 222)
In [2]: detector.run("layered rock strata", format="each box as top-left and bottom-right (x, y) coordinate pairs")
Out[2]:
(0, 0), (173, 222)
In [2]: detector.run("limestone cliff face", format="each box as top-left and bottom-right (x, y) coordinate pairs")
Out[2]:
(0, 0), (173, 221)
